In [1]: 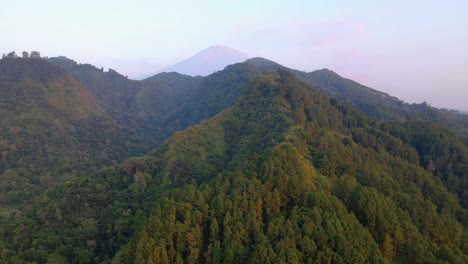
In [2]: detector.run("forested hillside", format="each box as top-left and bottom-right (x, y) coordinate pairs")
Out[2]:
(49, 56), (468, 145)
(118, 71), (468, 263)
(0, 58), (140, 209)
(1, 70), (466, 263)
(246, 58), (468, 138)
(49, 57), (261, 148)
(0, 55), (467, 263)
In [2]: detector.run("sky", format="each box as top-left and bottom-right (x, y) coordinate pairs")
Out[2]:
(1, 0), (467, 110)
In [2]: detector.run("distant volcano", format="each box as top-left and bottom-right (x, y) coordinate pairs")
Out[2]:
(145, 45), (249, 78)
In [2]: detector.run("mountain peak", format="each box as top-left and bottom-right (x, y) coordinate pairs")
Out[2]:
(193, 45), (247, 57)
(148, 45), (248, 78)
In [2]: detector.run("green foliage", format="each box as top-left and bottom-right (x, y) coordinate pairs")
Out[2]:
(382, 121), (468, 208)
(49, 57), (262, 149)
(117, 71), (467, 263)
(246, 57), (468, 139)
(0, 59), (141, 207)
(123, 171), (379, 263)
(0, 57), (466, 264)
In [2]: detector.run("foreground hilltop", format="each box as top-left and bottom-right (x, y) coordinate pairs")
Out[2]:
(116, 71), (467, 263)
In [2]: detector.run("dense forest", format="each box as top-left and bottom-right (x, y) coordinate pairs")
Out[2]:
(0, 55), (467, 263)
(0, 58), (142, 208)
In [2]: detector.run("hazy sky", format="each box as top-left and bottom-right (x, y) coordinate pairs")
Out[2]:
(1, 0), (467, 110)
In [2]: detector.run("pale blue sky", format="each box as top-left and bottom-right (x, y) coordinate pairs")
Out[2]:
(1, 0), (467, 110)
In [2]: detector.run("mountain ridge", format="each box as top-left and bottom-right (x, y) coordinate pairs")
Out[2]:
(115, 71), (467, 263)
(245, 57), (468, 138)
(0, 55), (467, 263)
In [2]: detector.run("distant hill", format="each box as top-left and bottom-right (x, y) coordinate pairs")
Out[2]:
(49, 56), (260, 148)
(246, 57), (468, 138)
(49, 55), (468, 142)
(142, 45), (249, 78)
(48, 56), (140, 119)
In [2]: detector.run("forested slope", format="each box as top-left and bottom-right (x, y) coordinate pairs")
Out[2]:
(0, 58), (139, 209)
(116, 71), (467, 263)
(1, 71), (464, 263)
(246, 57), (468, 138)
(0, 57), (466, 263)
(49, 57), (261, 149)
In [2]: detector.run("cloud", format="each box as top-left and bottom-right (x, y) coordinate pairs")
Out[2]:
(292, 19), (369, 47)
(225, 17), (373, 85)
(231, 18), (369, 58)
